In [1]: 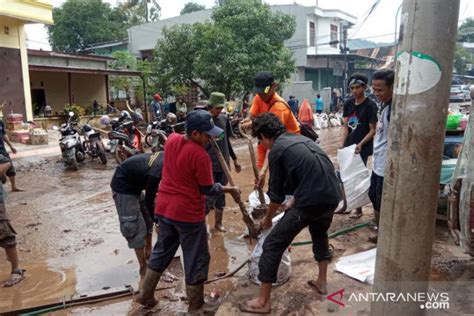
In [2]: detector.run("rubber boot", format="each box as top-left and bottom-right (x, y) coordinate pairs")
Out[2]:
(186, 283), (205, 313)
(214, 208), (226, 232)
(136, 268), (162, 307)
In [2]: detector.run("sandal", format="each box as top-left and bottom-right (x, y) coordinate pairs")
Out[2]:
(239, 299), (271, 314)
(349, 210), (363, 219)
(4, 269), (25, 287)
(307, 280), (328, 295)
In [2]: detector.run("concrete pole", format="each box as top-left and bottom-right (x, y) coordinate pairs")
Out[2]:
(371, 1), (459, 315)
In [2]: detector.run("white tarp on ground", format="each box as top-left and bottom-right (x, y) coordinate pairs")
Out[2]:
(335, 248), (377, 285)
(337, 145), (372, 210)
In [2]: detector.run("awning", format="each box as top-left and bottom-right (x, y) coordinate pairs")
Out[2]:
(29, 65), (142, 77)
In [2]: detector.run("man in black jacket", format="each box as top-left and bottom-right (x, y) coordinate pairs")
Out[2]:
(240, 113), (342, 314)
(110, 152), (163, 278)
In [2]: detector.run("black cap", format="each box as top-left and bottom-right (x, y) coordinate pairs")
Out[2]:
(254, 71), (274, 94)
(185, 110), (223, 137)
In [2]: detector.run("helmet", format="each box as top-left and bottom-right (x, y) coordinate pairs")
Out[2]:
(100, 115), (110, 126)
(166, 113), (177, 125)
(120, 110), (131, 119)
(131, 111), (143, 123)
(82, 124), (93, 133)
(154, 93), (162, 101)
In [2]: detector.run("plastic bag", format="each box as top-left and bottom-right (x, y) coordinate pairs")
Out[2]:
(314, 115), (322, 130)
(337, 145), (371, 210)
(249, 190), (270, 209)
(248, 212), (292, 285)
(446, 113), (462, 130)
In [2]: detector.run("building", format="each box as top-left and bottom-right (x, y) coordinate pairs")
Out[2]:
(127, 4), (381, 93)
(27, 49), (142, 118)
(0, 0), (53, 120)
(80, 40), (129, 57)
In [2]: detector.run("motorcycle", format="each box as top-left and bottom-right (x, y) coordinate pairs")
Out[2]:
(54, 112), (86, 171)
(80, 118), (107, 164)
(107, 111), (144, 164)
(145, 112), (185, 152)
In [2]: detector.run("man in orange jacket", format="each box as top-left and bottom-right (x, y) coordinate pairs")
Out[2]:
(241, 71), (300, 187)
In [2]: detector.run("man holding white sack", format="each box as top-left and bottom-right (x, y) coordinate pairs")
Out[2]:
(240, 113), (342, 314)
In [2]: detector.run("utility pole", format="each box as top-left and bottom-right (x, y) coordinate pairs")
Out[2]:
(341, 22), (349, 99)
(371, 0), (460, 315)
(144, 0), (149, 23)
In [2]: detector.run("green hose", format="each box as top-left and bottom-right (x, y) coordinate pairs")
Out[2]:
(290, 221), (372, 247)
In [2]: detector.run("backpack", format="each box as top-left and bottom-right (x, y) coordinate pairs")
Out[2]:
(268, 99), (319, 141)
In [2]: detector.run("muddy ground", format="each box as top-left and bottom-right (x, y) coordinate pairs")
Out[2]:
(0, 127), (473, 315)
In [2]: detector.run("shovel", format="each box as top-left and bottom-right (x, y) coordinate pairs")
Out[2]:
(238, 124), (268, 219)
(209, 138), (260, 239)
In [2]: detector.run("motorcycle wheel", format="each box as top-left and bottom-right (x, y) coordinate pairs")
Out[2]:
(145, 133), (153, 147)
(96, 140), (107, 165)
(115, 144), (128, 164)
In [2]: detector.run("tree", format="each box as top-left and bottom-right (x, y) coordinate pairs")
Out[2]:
(47, 0), (128, 52)
(180, 2), (206, 15)
(454, 44), (472, 75)
(108, 51), (158, 105)
(118, 0), (161, 24)
(154, 0), (296, 98)
(458, 18), (474, 43)
(48, 0), (161, 52)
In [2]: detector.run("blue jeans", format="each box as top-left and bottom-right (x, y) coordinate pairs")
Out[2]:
(148, 216), (210, 285)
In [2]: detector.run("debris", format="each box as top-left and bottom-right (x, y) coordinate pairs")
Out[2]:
(113, 249), (120, 255)
(25, 222), (41, 228)
(327, 304), (339, 313)
(63, 229), (72, 233)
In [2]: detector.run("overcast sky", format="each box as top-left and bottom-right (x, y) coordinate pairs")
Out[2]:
(25, 0), (473, 50)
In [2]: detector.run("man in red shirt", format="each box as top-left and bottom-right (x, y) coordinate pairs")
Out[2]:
(137, 110), (240, 312)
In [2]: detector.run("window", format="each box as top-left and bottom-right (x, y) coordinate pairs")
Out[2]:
(309, 22), (315, 47)
(330, 24), (338, 48)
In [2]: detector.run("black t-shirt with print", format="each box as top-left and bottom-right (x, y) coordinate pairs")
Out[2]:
(343, 97), (378, 157)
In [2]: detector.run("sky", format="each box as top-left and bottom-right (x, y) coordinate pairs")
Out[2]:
(25, 0), (474, 50)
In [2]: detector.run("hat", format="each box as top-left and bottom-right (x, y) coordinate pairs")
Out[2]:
(186, 110), (223, 137)
(254, 71), (274, 94)
(154, 93), (162, 101)
(194, 100), (208, 110)
(208, 92), (226, 108)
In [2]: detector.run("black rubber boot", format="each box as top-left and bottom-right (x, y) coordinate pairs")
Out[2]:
(136, 268), (162, 308)
(186, 283), (205, 313)
(214, 208), (226, 232)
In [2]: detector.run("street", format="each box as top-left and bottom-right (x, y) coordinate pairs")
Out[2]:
(0, 126), (472, 315)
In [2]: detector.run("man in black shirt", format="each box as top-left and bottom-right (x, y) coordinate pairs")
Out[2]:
(205, 92), (241, 231)
(340, 73), (377, 218)
(240, 113), (341, 314)
(110, 152), (163, 278)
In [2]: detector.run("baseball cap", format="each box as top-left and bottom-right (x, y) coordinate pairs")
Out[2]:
(186, 110), (223, 137)
(254, 71), (274, 94)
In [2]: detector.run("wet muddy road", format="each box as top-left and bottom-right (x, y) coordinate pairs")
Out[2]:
(1, 127), (473, 315)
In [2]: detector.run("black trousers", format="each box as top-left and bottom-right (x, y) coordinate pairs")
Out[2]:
(368, 172), (384, 226)
(258, 205), (337, 284)
(148, 216), (210, 285)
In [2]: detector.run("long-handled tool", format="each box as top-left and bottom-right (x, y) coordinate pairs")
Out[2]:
(209, 138), (260, 238)
(239, 124), (266, 205)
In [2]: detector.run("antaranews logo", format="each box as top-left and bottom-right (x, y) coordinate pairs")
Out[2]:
(326, 289), (450, 310)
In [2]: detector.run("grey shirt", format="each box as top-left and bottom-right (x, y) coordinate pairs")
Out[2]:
(373, 101), (391, 177)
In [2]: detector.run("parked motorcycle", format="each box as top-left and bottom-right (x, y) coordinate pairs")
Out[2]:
(54, 112), (86, 171)
(106, 111), (144, 164)
(80, 118), (107, 164)
(145, 113), (185, 152)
